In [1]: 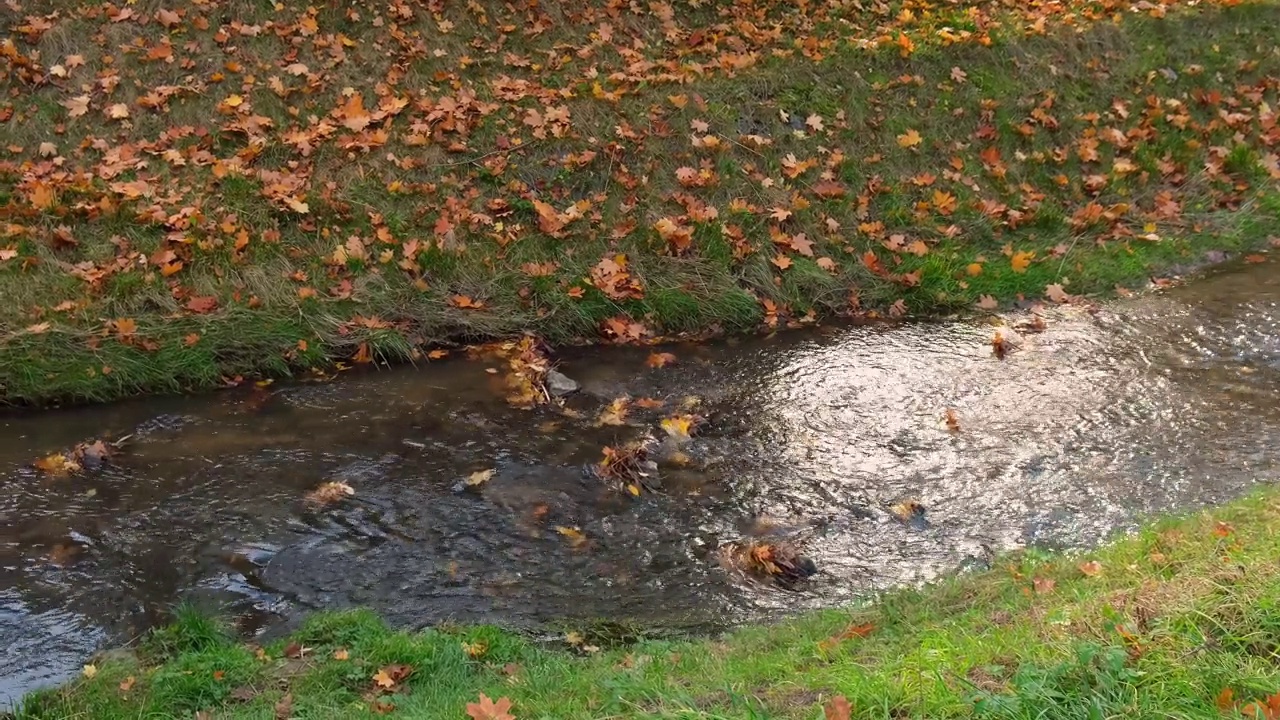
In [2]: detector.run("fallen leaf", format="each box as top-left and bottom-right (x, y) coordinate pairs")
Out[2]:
(466, 469), (495, 487)
(977, 295), (998, 311)
(896, 129), (922, 148)
(274, 693), (293, 720)
(119, 676), (136, 692)
(771, 254), (793, 270)
(1078, 560), (1102, 577)
(82, 664), (98, 679)
(555, 526), (588, 548)
(1010, 251), (1035, 273)
(647, 352), (677, 368)
(1245, 254), (1266, 264)
(466, 693), (515, 720)
(305, 481), (354, 505)
(824, 695), (852, 720)
(1216, 688), (1236, 712)
(1032, 577), (1056, 594)
(333, 648), (350, 661)
(185, 296), (219, 314)
(944, 409), (960, 433)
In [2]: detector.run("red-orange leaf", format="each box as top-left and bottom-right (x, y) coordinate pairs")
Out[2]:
(185, 296), (219, 314)
(465, 693), (515, 720)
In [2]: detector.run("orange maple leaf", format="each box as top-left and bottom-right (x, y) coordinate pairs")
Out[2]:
(466, 693), (516, 720)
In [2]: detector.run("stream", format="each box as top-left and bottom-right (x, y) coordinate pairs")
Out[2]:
(4, 258), (1280, 705)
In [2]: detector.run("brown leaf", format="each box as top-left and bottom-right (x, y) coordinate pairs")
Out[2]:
(1032, 577), (1056, 594)
(118, 676), (136, 692)
(824, 695), (852, 720)
(944, 409), (960, 433)
(1245, 254), (1266, 264)
(1078, 560), (1102, 577)
(466, 693), (516, 720)
(333, 648), (350, 661)
(274, 693), (293, 720)
(771, 254), (793, 270)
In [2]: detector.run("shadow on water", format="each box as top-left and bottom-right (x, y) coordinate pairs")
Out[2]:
(5, 258), (1280, 703)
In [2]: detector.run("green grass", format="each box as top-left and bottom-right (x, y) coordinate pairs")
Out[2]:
(19, 489), (1280, 719)
(2, 1), (1279, 405)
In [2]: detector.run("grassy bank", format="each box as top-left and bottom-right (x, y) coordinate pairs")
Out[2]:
(4, 0), (1280, 405)
(17, 488), (1280, 719)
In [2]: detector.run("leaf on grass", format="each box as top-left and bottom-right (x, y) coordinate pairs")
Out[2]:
(119, 676), (136, 692)
(185, 295), (219, 314)
(896, 129), (922, 148)
(1032, 577), (1056, 594)
(333, 648), (350, 661)
(824, 695), (852, 720)
(82, 664), (98, 678)
(1078, 560), (1102, 577)
(466, 693), (516, 720)
(1010, 251), (1035, 273)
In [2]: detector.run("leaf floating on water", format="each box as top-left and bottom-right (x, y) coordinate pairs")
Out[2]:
(646, 351), (677, 368)
(660, 415), (696, 441)
(466, 468), (495, 487)
(305, 481), (354, 506)
(34, 453), (81, 476)
(555, 525), (588, 548)
(595, 396), (631, 426)
(944, 409), (961, 433)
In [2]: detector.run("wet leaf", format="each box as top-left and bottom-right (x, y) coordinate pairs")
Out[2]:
(1245, 254), (1267, 264)
(944, 409), (961, 433)
(304, 481), (354, 506)
(465, 693), (516, 720)
(34, 453), (81, 476)
(555, 526), (588, 548)
(466, 469), (496, 487)
(596, 397), (630, 426)
(647, 352), (677, 368)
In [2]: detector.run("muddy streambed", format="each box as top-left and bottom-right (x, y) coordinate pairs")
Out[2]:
(5, 260), (1280, 704)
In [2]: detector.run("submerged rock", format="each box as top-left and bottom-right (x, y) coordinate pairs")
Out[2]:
(545, 369), (580, 397)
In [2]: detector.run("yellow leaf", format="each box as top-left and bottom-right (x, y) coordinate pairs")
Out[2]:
(896, 129), (922, 148)
(82, 664), (98, 678)
(556, 526), (587, 547)
(333, 648), (350, 661)
(466, 469), (495, 486)
(1010, 251), (1035, 273)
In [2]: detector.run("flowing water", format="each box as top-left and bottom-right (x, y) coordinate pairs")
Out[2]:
(5, 258), (1280, 705)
